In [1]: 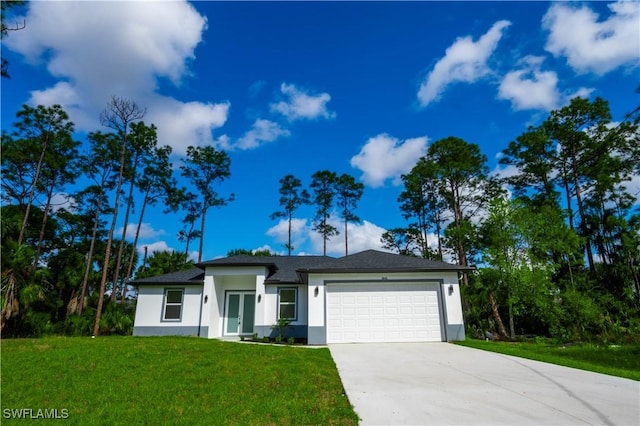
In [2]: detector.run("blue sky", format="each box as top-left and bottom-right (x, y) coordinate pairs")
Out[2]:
(1, 1), (638, 261)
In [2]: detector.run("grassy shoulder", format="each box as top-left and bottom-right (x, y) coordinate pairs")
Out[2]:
(455, 338), (640, 381)
(1, 336), (359, 424)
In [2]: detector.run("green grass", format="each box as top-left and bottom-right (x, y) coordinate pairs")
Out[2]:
(1, 336), (359, 424)
(455, 338), (640, 381)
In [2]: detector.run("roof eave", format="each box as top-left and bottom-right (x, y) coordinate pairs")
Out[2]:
(301, 266), (475, 274)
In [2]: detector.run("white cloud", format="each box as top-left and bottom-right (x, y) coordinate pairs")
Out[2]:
(543, 1), (640, 75)
(270, 83), (336, 121)
(148, 98), (230, 156)
(233, 119), (290, 150)
(266, 218), (310, 251)
(118, 223), (166, 240)
(4, 1), (229, 154)
(622, 174), (640, 205)
(309, 216), (389, 257)
(499, 56), (595, 111)
(498, 56), (560, 111)
(49, 192), (77, 213)
(417, 20), (511, 107)
(350, 134), (428, 187)
(140, 241), (173, 256)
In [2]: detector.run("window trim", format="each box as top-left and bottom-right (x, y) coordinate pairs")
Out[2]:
(162, 288), (184, 322)
(277, 287), (297, 321)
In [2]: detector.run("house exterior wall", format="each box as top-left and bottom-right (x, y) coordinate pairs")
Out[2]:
(255, 284), (308, 339)
(200, 266), (266, 338)
(306, 271), (465, 344)
(133, 285), (203, 336)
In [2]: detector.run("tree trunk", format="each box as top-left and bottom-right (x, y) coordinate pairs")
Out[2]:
(344, 217), (348, 256)
(33, 185), (54, 270)
(93, 141), (127, 336)
(198, 207), (207, 263)
(122, 192), (150, 302)
(488, 292), (508, 339)
(111, 176), (137, 301)
(18, 133), (49, 245)
(287, 212), (292, 256)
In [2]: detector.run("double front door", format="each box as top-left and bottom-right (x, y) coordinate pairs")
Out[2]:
(224, 292), (255, 335)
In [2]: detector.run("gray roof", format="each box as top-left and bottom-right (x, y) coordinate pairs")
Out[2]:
(198, 255), (332, 283)
(136, 250), (471, 286)
(133, 268), (204, 285)
(300, 250), (473, 273)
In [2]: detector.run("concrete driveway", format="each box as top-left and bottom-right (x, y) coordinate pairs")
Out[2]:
(329, 343), (639, 425)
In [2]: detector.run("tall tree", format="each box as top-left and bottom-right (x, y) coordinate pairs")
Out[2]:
(32, 128), (80, 270)
(110, 122), (157, 301)
(310, 170), (339, 256)
(479, 197), (581, 339)
(180, 145), (232, 263)
(399, 157), (447, 259)
(270, 174), (309, 255)
(121, 143), (175, 302)
(4, 105), (74, 246)
(501, 96), (638, 278)
(335, 173), (364, 255)
(380, 227), (425, 257)
(428, 137), (497, 278)
(93, 96), (145, 336)
(72, 132), (120, 315)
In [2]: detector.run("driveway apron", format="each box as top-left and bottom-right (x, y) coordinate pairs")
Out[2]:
(329, 342), (639, 425)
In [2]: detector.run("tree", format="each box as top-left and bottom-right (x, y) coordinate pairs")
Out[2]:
(310, 170), (339, 256)
(31, 126), (80, 270)
(380, 227), (424, 257)
(121, 142), (175, 302)
(227, 248), (275, 257)
(479, 197), (582, 339)
(3, 105), (75, 246)
(110, 122), (158, 302)
(398, 157), (447, 259)
(71, 132), (120, 315)
(135, 251), (194, 280)
(335, 173), (364, 255)
(428, 137), (498, 278)
(180, 145), (232, 263)
(93, 96), (145, 336)
(1, 0), (26, 78)
(270, 174), (309, 255)
(501, 96), (639, 281)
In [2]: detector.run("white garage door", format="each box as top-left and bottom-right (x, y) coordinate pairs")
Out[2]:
(326, 282), (443, 343)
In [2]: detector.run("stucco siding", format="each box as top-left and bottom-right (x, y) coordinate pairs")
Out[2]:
(133, 285), (203, 336)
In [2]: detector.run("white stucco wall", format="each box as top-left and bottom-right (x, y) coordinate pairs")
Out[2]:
(133, 285), (203, 334)
(200, 266), (266, 338)
(262, 284), (308, 327)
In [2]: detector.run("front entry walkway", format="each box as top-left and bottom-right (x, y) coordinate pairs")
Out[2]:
(329, 343), (639, 425)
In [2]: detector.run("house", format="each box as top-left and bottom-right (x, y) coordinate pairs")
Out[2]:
(132, 250), (471, 344)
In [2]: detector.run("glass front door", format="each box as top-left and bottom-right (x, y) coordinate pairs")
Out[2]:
(224, 292), (255, 335)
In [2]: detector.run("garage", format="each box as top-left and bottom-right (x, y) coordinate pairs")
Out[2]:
(326, 282), (444, 343)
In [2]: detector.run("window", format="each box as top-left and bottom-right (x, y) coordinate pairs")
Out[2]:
(163, 289), (183, 321)
(278, 288), (297, 320)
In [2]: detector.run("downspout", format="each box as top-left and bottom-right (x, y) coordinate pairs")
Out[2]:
(197, 287), (204, 337)
(438, 279), (448, 342)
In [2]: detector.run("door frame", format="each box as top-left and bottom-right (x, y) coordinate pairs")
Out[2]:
(223, 291), (256, 336)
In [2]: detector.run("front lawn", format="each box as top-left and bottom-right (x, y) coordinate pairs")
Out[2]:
(456, 339), (640, 381)
(1, 336), (359, 424)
